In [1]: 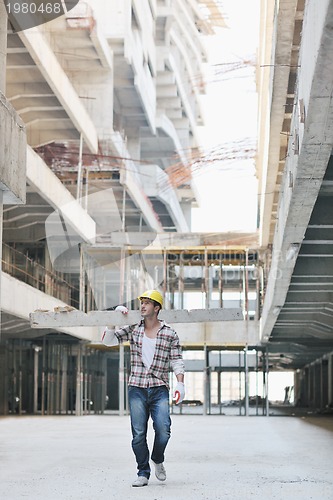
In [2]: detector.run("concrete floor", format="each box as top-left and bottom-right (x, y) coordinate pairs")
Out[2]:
(0, 414), (332, 499)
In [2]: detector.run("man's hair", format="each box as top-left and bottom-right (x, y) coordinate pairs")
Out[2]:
(152, 299), (161, 312)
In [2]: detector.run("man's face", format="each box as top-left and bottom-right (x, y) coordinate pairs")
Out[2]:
(140, 298), (157, 317)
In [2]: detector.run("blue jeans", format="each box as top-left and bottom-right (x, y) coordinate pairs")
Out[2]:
(128, 385), (171, 479)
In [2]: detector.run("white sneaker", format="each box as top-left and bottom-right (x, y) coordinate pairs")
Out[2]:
(153, 462), (166, 481)
(132, 476), (148, 487)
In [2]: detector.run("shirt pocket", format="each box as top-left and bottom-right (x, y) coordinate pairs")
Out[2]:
(156, 336), (171, 355)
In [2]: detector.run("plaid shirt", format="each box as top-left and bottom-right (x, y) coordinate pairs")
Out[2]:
(115, 319), (184, 389)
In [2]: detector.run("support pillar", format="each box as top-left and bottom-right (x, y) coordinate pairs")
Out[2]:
(244, 346), (249, 416)
(33, 346), (40, 414)
(79, 244), (86, 312)
(265, 347), (270, 417)
(0, 345), (7, 414)
(328, 354), (333, 407)
(75, 344), (83, 416)
(204, 248), (209, 308)
(0, 3), (6, 91)
(203, 345), (210, 415)
(0, 3), (6, 348)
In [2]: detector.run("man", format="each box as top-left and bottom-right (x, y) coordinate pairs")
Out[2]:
(102, 289), (185, 487)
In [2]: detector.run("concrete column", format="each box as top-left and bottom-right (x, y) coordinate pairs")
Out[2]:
(178, 259), (184, 309)
(126, 132), (141, 160)
(264, 347), (270, 417)
(307, 366), (312, 406)
(60, 350), (68, 413)
(79, 244), (86, 312)
(217, 370), (221, 413)
(75, 345), (83, 416)
(314, 364), (321, 408)
(0, 345), (7, 414)
(204, 248), (209, 308)
(304, 367), (310, 407)
(322, 358), (329, 409)
(203, 345), (210, 415)
(328, 354), (332, 406)
(179, 201), (192, 229)
(0, 3), (6, 92)
(0, 1), (7, 353)
(33, 347), (40, 414)
(0, 2), (8, 415)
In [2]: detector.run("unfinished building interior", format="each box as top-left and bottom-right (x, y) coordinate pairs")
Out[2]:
(0, 0), (333, 420)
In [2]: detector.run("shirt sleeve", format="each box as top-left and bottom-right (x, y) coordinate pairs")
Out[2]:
(169, 331), (185, 375)
(114, 324), (136, 343)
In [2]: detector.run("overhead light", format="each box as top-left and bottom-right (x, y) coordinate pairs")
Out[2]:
(286, 243), (300, 261)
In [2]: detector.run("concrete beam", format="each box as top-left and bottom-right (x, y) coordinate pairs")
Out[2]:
(259, 0), (299, 247)
(177, 320), (259, 347)
(30, 308), (243, 328)
(26, 128), (79, 147)
(7, 82), (54, 100)
(88, 230), (258, 250)
(30, 310), (258, 347)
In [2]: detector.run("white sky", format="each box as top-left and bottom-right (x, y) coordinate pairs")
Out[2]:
(191, 0), (260, 233)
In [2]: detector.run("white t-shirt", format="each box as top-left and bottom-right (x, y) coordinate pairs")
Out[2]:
(142, 334), (157, 369)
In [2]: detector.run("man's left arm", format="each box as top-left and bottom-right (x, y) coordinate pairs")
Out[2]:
(170, 331), (185, 404)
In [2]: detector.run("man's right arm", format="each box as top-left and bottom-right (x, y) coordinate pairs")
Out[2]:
(101, 305), (133, 346)
(101, 326), (118, 346)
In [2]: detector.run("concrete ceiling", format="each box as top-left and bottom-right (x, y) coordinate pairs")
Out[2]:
(268, 154), (333, 369)
(260, 0), (333, 370)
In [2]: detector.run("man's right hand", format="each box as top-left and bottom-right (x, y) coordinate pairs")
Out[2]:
(101, 327), (117, 346)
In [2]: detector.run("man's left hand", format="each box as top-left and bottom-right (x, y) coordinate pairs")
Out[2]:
(173, 382), (185, 404)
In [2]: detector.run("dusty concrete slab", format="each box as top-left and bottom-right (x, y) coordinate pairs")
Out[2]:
(0, 414), (332, 499)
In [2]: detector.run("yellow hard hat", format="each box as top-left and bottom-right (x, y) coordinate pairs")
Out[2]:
(138, 290), (163, 308)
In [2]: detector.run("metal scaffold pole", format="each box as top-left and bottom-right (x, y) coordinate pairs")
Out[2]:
(244, 346), (249, 416)
(218, 256), (223, 308)
(118, 247), (126, 416)
(79, 245), (86, 312)
(204, 247), (209, 308)
(265, 347), (270, 417)
(178, 256), (184, 309)
(203, 345), (211, 415)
